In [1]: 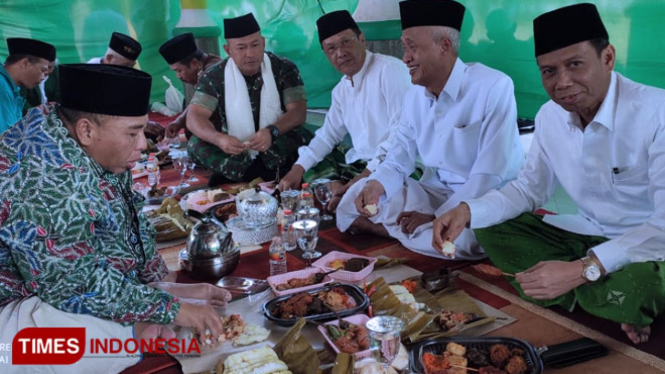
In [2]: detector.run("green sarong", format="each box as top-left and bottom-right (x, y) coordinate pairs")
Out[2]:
(303, 144), (424, 184)
(188, 126), (312, 182)
(303, 144), (366, 184)
(475, 213), (665, 326)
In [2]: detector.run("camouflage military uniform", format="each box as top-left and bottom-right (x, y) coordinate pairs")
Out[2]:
(188, 52), (310, 182)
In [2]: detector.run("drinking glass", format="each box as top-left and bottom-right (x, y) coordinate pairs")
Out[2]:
(187, 160), (199, 182)
(173, 157), (190, 188)
(292, 219), (320, 262)
(366, 316), (405, 372)
(296, 207), (320, 224)
(311, 178), (333, 221)
(280, 190), (300, 212)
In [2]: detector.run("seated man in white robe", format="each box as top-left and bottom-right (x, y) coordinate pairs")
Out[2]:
(337, 0), (524, 260)
(279, 10), (411, 212)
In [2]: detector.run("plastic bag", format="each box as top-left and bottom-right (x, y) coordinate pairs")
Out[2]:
(163, 76), (184, 114)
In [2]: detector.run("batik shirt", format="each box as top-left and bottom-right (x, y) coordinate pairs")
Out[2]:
(0, 105), (180, 324)
(191, 52), (306, 132)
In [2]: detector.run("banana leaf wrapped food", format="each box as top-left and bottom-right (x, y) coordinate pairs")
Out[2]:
(366, 277), (494, 343)
(145, 197), (193, 242)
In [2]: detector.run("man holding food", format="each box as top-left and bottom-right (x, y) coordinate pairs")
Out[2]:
(158, 32), (222, 139)
(336, 0), (524, 260)
(433, 3), (665, 344)
(187, 12), (311, 185)
(0, 64), (231, 372)
(278, 10), (411, 213)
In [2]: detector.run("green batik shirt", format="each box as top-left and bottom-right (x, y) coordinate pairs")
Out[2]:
(191, 52), (306, 132)
(0, 105), (180, 324)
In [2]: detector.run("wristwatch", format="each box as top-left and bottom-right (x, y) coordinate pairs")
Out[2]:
(580, 256), (601, 282)
(267, 125), (279, 141)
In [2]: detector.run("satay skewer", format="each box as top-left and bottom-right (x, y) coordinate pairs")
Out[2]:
(450, 364), (479, 372)
(472, 264), (515, 278)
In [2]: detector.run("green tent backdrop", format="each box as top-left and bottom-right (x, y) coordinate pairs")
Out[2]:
(1, 0), (664, 120)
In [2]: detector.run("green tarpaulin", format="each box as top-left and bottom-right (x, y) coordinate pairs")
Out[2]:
(1, 0), (664, 119)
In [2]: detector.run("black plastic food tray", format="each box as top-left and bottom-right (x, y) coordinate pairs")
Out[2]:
(262, 283), (369, 327)
(410, 336), (544, 374)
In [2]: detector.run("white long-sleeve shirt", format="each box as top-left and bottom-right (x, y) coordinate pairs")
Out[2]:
(466, 72), (665, 273)
(295, 51), (410, 172)
(370, 58), (524, 216)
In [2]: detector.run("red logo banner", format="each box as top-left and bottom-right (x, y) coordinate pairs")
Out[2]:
(12, 327), (85, 365)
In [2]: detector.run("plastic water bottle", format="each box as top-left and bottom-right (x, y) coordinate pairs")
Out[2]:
(281, 210), (297, 251)
(146, 153), (160, 187)
(299, 183), (314, 209)
(269, 237), (287, 275)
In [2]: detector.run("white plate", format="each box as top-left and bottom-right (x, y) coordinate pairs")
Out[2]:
(184, 190), (235, 213)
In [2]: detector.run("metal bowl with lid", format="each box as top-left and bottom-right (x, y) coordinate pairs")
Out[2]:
(180, 248), (239, 281)
(235, 189), (278, 227)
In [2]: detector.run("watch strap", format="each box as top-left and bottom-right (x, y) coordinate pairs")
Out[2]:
(267, 125), (279, 140)
(581, 256), (601, 281)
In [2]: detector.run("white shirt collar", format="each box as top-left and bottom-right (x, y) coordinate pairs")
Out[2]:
(566, 72), (617, 132)
(345, 50), (373, 88)
(423, 57), (465, 102)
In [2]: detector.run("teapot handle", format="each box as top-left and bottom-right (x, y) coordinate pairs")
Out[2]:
(185, 209), (209, 223)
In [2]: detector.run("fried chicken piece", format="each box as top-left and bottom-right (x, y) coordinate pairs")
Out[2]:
(448, 354), (468, 368)
(490, 344), (511, 367)
(466, 347), (491, 368)
(334, 336), (359, 354)
(273, 292), (313, 318)
(446, 342), (467, 356)
(510, 348), (525, 357)
(505, 356), (527, 374)
(291, 293), (313, 317)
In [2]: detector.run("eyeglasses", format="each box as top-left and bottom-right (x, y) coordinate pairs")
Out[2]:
(323, 36), (357, 56)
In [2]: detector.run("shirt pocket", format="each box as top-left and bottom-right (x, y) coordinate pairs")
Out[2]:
(611, 165), (648, 184)
(453, 120), (481, 134)
(611, 166), (649, 200)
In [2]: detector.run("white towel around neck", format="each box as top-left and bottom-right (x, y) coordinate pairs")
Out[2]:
(224, 53), (283, 143)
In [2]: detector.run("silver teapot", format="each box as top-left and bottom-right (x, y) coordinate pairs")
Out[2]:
(185, 210), (235, 260)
